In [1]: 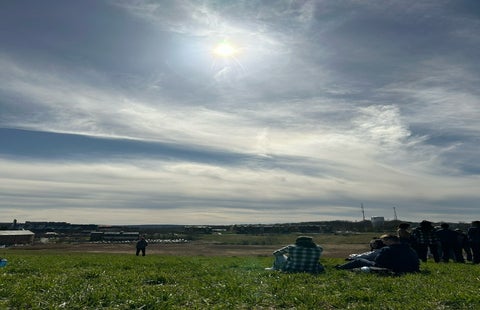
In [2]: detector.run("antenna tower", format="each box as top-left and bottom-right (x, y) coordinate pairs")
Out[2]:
(361, 203), (366, 221)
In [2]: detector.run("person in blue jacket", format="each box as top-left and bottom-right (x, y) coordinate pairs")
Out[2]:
(335, 239), (385, 270)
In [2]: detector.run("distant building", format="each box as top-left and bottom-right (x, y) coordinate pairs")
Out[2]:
(371, 216), (385, 229)
(90, 231), (139, 242)
(23, 221), (97, 233)
(185, 226), (213, 234)
(0, 230), (35, 246)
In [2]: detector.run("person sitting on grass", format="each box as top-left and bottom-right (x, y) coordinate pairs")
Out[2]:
(267, 236), (324, 274)
(337, 234), (420, 274)
(397, 222), (413, 246)
(335, 238), (385, 270)
(374, 234), (420, 273)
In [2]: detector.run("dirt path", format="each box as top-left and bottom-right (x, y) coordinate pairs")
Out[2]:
(11, 241), (370, 258)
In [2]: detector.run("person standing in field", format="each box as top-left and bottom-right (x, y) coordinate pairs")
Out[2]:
(411, 220), (440, 263)
(269, 236), (324, 274)
(436, 223), (463, 263)
(455, 229), (472, 262)
(136, 236), (148, 256)
(467, 221), (480, 264)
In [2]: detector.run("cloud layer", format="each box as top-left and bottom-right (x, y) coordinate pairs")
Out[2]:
(1, 0), (479, 224)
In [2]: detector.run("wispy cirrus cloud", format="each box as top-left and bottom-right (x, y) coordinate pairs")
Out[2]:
(1, 0), (479, 224)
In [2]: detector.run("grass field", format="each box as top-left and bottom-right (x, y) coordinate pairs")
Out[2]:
(1, 246), (480, 309)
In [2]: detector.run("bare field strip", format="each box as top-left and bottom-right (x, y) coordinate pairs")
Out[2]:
(9, 241), (369, 258)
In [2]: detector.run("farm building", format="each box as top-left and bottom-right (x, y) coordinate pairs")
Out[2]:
(0, 230), (35, 246)
(90, 231), (139, 242)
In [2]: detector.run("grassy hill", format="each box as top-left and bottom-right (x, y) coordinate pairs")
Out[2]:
(1, 248), (478, 309)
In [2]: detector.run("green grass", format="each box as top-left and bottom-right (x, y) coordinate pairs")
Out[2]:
(1, 251), (479, 309)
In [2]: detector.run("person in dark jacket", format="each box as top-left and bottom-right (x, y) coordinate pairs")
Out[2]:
(467, 221), (480, 264)
(411, 220), (440, 263)
(136, 236), (148, 256)
(436, 223), (463, 263)
(455, 229), (472, 262)
(335, 234), (419, 274)
(335, 238), (385, 270)
(374, 234), (420, 274)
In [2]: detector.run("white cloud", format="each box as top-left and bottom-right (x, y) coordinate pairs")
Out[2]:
(1, 0), (480, 224)
(2, 144), (479, 224)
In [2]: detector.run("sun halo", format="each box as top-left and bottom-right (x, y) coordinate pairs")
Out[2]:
(212, 41), (238, 58)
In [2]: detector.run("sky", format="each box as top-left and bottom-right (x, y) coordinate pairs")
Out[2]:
(1, 0), (479, 225)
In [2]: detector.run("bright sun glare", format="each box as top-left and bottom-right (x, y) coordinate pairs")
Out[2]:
(213, 41), (237, 58)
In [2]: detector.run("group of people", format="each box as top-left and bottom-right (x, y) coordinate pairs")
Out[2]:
(266, 220), (480, 275)
(398, 220), (480, 264)
(267, 234), (420, 275)
(134, 220), (480, 273)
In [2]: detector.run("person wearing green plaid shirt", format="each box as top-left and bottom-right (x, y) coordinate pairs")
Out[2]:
(271, 236), (324, 274)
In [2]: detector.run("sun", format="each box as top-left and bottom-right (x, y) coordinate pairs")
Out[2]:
(209, 39), (246, 79)
(212, 41), (238, 58)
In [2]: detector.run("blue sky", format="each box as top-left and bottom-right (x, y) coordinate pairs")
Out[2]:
(1, 0), (479, 225)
